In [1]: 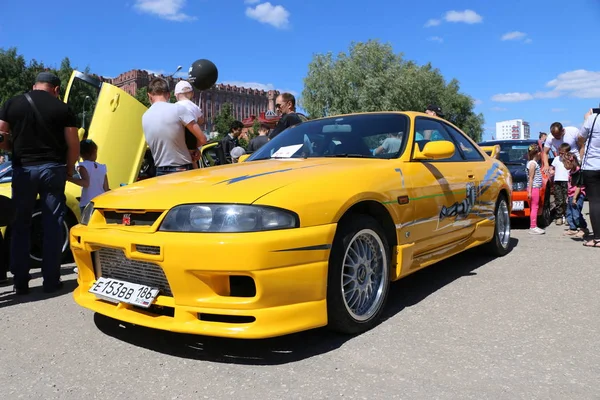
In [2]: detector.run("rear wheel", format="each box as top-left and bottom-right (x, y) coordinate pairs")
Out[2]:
(327, 215), (391, 334)
(483, 193), (511, 256)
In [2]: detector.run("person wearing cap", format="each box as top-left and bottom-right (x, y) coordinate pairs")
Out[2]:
(142, 77), (207, 176)
(174, 80), (206, 169)
(425, 104), (445, 118)
(0, 72), (80, 294)
(415, 104), (445, 141)
(230, 146), (246, 163)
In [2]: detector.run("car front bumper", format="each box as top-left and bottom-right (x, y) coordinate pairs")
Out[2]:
(70, 223), (337, 339)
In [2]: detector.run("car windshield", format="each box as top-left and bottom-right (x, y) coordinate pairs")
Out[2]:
(248, 113), (409, 161)
(65, 72), (102, 131)
(480, 142), (533, 164)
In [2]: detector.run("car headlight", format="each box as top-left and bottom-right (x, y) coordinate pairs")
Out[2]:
(80, 202), (95, 225)
(159, 204), (299, 233)
(512, 182), (526, 191)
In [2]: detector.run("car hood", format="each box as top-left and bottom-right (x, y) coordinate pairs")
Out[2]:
(505, 163), (527, 182)
(93, 158), (369, 210)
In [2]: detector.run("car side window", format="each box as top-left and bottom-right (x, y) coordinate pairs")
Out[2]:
(442, 124), (485, 162)
(414, 118), (463, 162)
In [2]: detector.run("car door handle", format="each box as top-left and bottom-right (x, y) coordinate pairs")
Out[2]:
(468, 174), (475, 179)
(110, 93), (120, 112)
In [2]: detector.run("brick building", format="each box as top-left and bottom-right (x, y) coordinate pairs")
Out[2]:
(100, 69), (280, 133)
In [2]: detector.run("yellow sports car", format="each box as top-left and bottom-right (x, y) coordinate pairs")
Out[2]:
(71, 111), (513, 339)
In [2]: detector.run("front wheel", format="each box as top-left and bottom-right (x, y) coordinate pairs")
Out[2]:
(29, 209), (76, 267)
(539, 187), (552, 228)
(483, 194), (511, 256)
(327, 215), (391, 335)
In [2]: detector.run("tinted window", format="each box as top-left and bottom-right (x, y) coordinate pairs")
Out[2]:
(413, 118), (463, 162)
(248, 113), (409, 160)
(443, 124), (484, 161)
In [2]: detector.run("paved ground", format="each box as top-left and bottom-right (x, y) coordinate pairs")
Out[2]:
(1, 206), (599, 400)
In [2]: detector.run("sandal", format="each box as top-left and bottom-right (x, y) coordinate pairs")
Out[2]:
(583, 239), (600, 248)
(563, 230), (578, 236)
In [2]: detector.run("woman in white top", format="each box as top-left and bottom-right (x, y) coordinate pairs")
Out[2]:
(68, 139), (109, 212)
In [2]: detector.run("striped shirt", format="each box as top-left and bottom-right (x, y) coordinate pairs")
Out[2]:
(526, 160), (543, 188)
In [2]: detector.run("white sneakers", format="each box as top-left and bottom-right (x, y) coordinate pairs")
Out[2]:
(529, 227), (546, 235)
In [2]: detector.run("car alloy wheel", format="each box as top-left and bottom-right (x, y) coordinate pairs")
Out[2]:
(327, 214), (391, 334)
(29, 210), (71, 264)
(341, 229), (389, 321)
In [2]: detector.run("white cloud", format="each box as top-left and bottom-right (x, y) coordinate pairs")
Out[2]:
(444, 10), (483, 24)
(424, 19), (441, 27)
(221, 80), (298, 96)
(524, 38), (533, 44)
(245, 2), (290, 29)
(143, 68), (187, 78)
(474, 99), (483, 105)
(490, 106), (508, 111)
(428, 36), (444, 43)
(551, 108), (567, 112)
(491, 92), (534, 102)
(545, 69), (600, 98)
(133, 0), (196, 21)
(501, 31), (526, 41)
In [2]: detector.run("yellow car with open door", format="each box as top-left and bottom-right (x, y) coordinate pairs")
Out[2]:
(0, 70), (215, 266)
(70, 111), (513, 339)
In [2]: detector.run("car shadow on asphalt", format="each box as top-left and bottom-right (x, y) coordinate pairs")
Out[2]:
(92, 237), (519, 366)
(0, 268), (77, 309)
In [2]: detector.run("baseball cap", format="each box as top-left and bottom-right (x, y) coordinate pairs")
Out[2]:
(174, 80), (194, 95)
(426, 104), (444, 117)
(231, 146), (246, 159)
(36, 72), (61, 87)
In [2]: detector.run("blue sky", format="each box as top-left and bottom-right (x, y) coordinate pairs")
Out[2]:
(2, 0), (600, 140)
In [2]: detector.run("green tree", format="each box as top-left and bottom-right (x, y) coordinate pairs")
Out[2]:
(135, 87), (151, 108)
(249, 119), (260, 141)
(213, 102), (235, 140)
(301, 40), (484, 141)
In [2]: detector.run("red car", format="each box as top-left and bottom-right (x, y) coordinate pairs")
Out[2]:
(479, 140), (555, 226)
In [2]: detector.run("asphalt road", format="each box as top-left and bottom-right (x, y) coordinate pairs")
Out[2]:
(1, 207), (599, 400)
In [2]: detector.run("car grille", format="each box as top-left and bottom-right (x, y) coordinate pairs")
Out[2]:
(103, 211), (163, 226)
(96, 247), (173, 296)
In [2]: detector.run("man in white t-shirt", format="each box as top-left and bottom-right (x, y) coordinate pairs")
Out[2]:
(542, 122), (581, 175)
(142, 78), (207, 176)
(374, 132), (403, 155)
(174, 80), (206, 169)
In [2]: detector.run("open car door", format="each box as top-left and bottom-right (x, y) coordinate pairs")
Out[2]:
(63, 71), (148, 188)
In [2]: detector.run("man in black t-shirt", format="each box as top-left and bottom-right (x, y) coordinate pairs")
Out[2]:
(268, 93), (304, 141)
(0, 72), (79, 294)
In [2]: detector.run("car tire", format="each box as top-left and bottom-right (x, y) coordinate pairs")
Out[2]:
(539, 187), (552, 228)
(482, 193), (511, 257)
(29, 209), (77, 268)
(326, 214), (391, 335)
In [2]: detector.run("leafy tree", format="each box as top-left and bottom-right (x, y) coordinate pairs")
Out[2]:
(249, 119), (260, 141)
(301, 40), (484, 141)
(212, 102), (235, 140)
(135, 87), (151, 108)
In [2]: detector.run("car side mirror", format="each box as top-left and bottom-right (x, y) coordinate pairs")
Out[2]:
(413, 140), (455, 160)
(238, 154), (251, 163)
(78, 128), (87, 141)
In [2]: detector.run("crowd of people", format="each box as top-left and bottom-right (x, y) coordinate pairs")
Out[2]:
(527, 115), (600, 248)
(0, 71), (599, 295)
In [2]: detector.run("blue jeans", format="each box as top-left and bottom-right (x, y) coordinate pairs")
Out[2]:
(10, 163), (67, 289)
(566, 195), (587, 230)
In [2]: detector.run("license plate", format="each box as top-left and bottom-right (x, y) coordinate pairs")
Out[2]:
(89, 277), (160, 308)
(512, 201), (524, 211)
